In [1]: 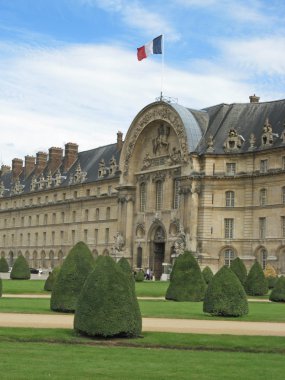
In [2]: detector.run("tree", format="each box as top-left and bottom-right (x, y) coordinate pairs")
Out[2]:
(230, 257), (247, 286)
(264, 264), (278, 289)
(44, 266), (61, 291)
(0, 257), (9, 272)
(10, 255), (30, 280)
(269, 276), (285, 302)
(135, 271), (144, 282)
(203, 266), (248, 317)
(165, 251), (206, 301)
(245, 261), (268, 296)
(50, 242), (95, 312)
(202, 266), (214, 285)
(74, 256), (142, 338)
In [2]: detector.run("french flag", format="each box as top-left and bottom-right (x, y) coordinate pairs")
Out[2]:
(137, 35), (163, 61)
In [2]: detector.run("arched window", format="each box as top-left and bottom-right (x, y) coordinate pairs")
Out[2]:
(225, 191), (235, 207)
(260, 249), (267, 270)
(95, 208), (100, 221)
(140, 183), (147, 212)
(156, 181), (163, 210)
(260, 188), (267, 206)
(224, 249), (235, 267)
(106, 207), (110, 220)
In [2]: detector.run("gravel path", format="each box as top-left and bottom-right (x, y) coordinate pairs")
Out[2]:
(0, 312), (284, 336)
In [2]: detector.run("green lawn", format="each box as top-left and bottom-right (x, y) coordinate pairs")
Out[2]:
(0, 340), (284, 379)
(1, 297), (285, 322)
(2, 280), (48, 294)
(1, 327), (285, 354)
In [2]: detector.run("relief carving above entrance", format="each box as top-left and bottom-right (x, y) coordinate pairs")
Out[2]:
(123, 104), (189, 176)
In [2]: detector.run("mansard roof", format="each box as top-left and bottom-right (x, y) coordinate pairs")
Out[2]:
(0, 143), (121, 197)
(195, 99), (285, 154)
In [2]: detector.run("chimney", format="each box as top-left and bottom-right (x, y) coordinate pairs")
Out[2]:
(63, 142), (78, 172)
(48, 147), (63, 174)
(0, 165), (11, 175)
(117, 131), (123, 151)
(24, 156), (35, 178)
(35, 152), (48, 175)
(249, 94), (260, 103)
(12, 158), (23, 180)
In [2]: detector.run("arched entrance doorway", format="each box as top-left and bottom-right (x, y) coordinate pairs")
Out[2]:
(149, 225), (166, 280)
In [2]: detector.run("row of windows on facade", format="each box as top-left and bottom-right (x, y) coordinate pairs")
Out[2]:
(0, 207), (113, 228)
(221, 187), (285, 208)
(1, 228), (111, 247)
(225, 157), (285, 175)
(223, 248), (268, 270)
(224, 217), (285, 239)
(0, 186), (113, 210)
(139, 180), (180, 212)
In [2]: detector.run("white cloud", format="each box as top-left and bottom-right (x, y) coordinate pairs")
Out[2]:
(79, 0), (180, 41)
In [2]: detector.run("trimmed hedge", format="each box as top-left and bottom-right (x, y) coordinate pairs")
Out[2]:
(245, 261), (268, 296)
(202, 266), (214, 285)
(135, 271), (144, 282)
(50, 242), (95, 312)
(0, 257), (9, 272)
(203, 266), (248, 317)
(269, 276), (285, 302)
(267, 276), (278, 289)
(230, 257), (247, 286)
(44, 266), (61, 291)
(165, 251), (206, 301)
(10, 255), (30, 280)
(74, 255), (142, 338)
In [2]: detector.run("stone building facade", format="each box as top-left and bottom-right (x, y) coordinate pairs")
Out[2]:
(1, 96), (285, 278)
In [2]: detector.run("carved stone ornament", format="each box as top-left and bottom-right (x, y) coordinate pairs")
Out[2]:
(109, 156), (118, 176)
(98, 159), (107, 178)
(69, 163), (87, 184)
(11, 179), (24, 195)
(206, 135), (215, 152)
(142, 153), (151, 170)
(123, 104), (189, 175)
(117, 194), (133, 204)
(113, 232), (125, 253)
(54, 169), (62, 186)
(46, 171), (52, 189)
(261, 118), (273, 146)
(223, 129), (244, 152)
(174, 225), (186, 256)
(136, 174), (150, 183)
(152, 172), (166, 183)
(136, 223), (145, 238)
(167, 146), (182, 165)
(30, 175), (37, 191)
(152, 123), (170, 155)
(0, 181), (4, 197)
(154, 226), (165, 242)
(248, 133), (256, 150)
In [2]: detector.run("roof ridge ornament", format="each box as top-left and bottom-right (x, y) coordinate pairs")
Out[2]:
(223, 128), (244, 152)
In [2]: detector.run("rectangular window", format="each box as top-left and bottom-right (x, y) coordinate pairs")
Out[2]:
(259, 217), (266, 239)
(72, 230), (75, 245)
(74, 191), (77, 199)
(44, 214), (48, 225)
(52, 213), (56, 224)
(156, 181), (163, 210)
(226, 163), (236, 175)
(260, 159), (268, 173)
(224, 218), (234, 239)
(60, 231), (64, 243)
(21, 217), (24, 227)
(84, 229), (88, 242)
(28, 216), (32, 226)
(86, 189), (90, 197)
(43, 232), (46, 245)
(225, 191), (235, 207)
(95, 229), (98, 244)
(61, 212), (65, 223)
(85, 209), (89, 221)
(52, 231), (55, 245)
(36, 215), (40, 225)
(173, 179), (180, 209)
(35, 232), (38, 246)
(20, 233), (23, 245)
(72, 211), (76, 222)
(282, 217), (285, 238)
(27, 233), (30, 245)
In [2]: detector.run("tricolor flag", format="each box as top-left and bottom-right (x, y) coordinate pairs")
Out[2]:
(137, 35), (163, 61)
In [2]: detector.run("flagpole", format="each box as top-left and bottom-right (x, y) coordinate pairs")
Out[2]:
(160, 34), (164, 101)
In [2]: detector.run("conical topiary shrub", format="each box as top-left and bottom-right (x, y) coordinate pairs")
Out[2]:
(44, 266), (61, 291)
(117, 257), (134, 286)
(10, 255), (30, 280)
(269, 276), (285, 302)
(230, 257), (247, 286)
(165, 251), (206, 301)
(202, 266), (214, 285)
(50, 242), (95, 312)
(0, 257), (9, 272)
(203, 266), (248, 317)
(245, 261), (268, 296)
(74, 256), (142, 338)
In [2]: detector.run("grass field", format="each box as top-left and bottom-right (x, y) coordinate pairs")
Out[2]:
(1, 297), (285, 322)
(0, 340), (284, 379)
